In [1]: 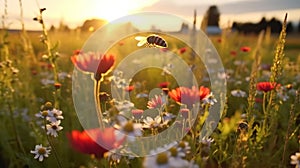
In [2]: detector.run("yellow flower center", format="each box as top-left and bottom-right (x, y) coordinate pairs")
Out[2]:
(156, 153), (168, 165)
(41, 110), (48, 117)
(44, 102), (53, 110)
(38, 148), (46, 155)
(169, 147), (178, 157)
(123, 121), (134, 133)
(178, 141), (186, 148)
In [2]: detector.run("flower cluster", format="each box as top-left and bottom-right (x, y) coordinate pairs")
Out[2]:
(31, 102), (64, 161)
(143, 141), (198, 168)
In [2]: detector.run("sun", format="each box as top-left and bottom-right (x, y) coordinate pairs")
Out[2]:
(93, 0), (159, 21)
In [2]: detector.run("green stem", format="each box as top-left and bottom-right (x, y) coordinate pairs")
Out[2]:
(7, 102), (25, 154)
(262, 92), (267, 129)
(39, 11), (60, 108)
(95, 79), (105, 130)
(43, 119), (63, 168)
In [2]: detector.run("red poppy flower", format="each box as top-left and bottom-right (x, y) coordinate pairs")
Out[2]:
(54, 82), (62, 89)
(125, 85), (135, 92)
(71, 51), (115, 81)
(240, 46), (251, 52)
(230, 50), (237, 56)
(217, 38), (222, 43)
(158, 81), (170, 88)
(179, 47), (187, 54)
(169, 86), (210, 108)
(67, 127), (123, 158)
(199, 86), (210, 100)
(256, 82), (278, 92)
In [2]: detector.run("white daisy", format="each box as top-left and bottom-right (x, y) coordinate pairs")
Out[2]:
(115, 116), (142, 142)
(290, 152), (300, 167)
(30, 144), (51, 162)
(231, 89), (247, 98)
(177, 141), (191, 155)
(143, 116), (162, 129)
(47, 108), (64, 123)
(35, 110), (53, 119)
(202, 93), (217, 105)
(143, 152), (171, 168)
(46, 120), (63, 137)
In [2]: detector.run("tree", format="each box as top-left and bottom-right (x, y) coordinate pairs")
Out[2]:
(298, 19), (300, 33)
(205, 5), (220, 27)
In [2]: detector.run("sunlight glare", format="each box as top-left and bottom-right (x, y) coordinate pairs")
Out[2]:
(94, 0), (159, 21)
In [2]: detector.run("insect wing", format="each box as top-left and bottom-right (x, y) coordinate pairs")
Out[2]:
(135, 36), (147, 47)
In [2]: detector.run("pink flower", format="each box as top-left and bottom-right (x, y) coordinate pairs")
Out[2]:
(71, 51), (115, 80)
(147, 95), (165, 109)
(131, 109), (144, 120)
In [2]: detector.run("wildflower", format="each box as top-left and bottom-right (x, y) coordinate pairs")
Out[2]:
(177, 141), (191, 154)
(199, 86), (210, 100)
(147, 95), (165, 109)
(179, 47), (187, 54)
(290, 152), (300, 167)
(71, 51), (115, 81)
(143, 116), (165, 129)
(169, 86), (210, 108)
(240, 46), (251, 52)
(47, 108), (64, 123)
(169, 146), (185, 158)
(200, 137), (214, 147)
(30, 144), (51, 162)
(67, 127), (123, 158)
(169, 86), (199, 108)
(256, 82), (278, 92)
(143, 150), (197, 168)
(131, 109), (144, 120)
(230, 50), (237, 56)
(46, 120), (63, 137)
(125, 85), (134, 92)
(143, 152), (171, 168)
(231, 89), (247, 97)
(35, 110), (53, 119)
(158, 81), (170, 88)
(115, 116), (142, 142)
(202, 93), (217, 105)
(54, 82), (62, 89)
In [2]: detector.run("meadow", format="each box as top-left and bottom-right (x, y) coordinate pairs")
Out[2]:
(0, 8), (300, 168)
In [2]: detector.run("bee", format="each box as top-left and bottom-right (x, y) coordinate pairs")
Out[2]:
(135, 34), (168, 48)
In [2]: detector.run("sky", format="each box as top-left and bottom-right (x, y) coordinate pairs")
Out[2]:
(1, 0), (300, 30)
